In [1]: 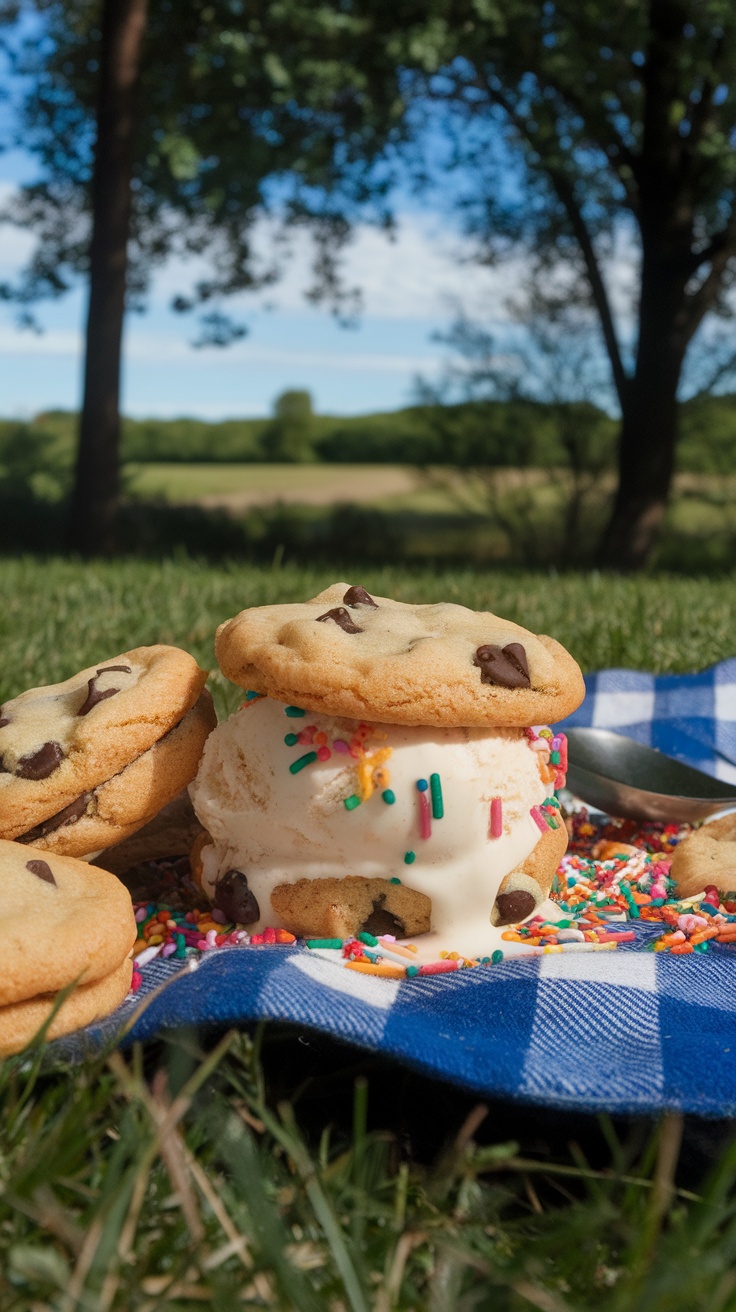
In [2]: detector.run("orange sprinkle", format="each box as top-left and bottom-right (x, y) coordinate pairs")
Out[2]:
(690, 927), (720, 946)
(345, 962), (406, 979)
(671, 942), (694, 955)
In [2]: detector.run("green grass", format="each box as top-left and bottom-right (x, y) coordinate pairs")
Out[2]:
(3, 557), (736, 1310)
(1, 558), (734, 709)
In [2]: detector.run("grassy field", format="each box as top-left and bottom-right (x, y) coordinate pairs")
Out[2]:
(2, 558), (736, 1311)
(117, 464), (736, 573)
(126, 462), (425, 508)
(1, 558), (735, 709)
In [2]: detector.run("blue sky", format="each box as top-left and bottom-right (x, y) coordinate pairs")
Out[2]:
(0, 138), (524, 421)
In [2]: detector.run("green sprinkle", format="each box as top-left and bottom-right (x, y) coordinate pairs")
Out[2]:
(284, 733), (299, 746)
(404, 851), (416, 865)
(430, 773), (444, 819)
(556, 919), (572, 928)
(358, 931), (378, 946)
(545, 815), (560, 829)
(491, 949), (504, 964)
(289, 751), (317, 774)
(549, 750), (561, 765)
(343, 794), (361, 810)
(543, 796), (560, 808)
(382, 789), (396, 804)
(306, 938), (344, 949)
(246, 690), (260, 700)
(406, 964), (419, 977)
(389, 877), (401, 885)
(285, 706), (306, 717)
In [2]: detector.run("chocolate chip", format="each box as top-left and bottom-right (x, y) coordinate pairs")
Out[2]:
(26, 859), (57, 886)
(493, 890), (537, 925)
(474, 642), (530, 689)
(361, 895), (406, 938)
(214, 869), (260, 924)
(316, 607), (363, 634)
(19, 792), (92, 843)
(77, 677), (120, 717)
(16, 741), (64, 779)
(343, 585), (378, 608)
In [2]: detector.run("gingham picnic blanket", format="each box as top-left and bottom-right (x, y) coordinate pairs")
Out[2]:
(63, 658), (736, 1116)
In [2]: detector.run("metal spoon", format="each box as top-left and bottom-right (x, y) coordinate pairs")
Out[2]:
(565, 726), (736, 824)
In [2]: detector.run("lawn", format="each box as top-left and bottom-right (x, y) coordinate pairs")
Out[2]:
(2, 557), (736, 1312)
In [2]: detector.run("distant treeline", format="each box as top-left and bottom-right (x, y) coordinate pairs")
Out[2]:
(3, 392), (736, 472)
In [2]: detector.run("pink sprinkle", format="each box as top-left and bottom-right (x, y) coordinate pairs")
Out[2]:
(263, 926), (277, 944)
(210, 908), (227, 924)
(134, 907), (147, 923)
(417, 960), (459, 975)
(333, 739), (350, 753)
(196, 938), (208, 950)
(490, 797), (503, 838)
(317, 745), (331, 761)
(205, 930), (218, 948)
(161, 942), (177, 958)
(130, 970), (142, 992)
(419, 789), (432, 839)
(530, 805), (547, 833)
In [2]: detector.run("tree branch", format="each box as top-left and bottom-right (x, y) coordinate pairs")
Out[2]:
(681, 238), (736, 341)
(549, 169), (629, 409)
(479, 80), (629, 410)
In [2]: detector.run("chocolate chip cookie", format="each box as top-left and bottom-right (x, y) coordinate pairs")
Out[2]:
(0, 957), (133, 1058)
(215, 583), (584, 727)
(0, 646), (215, 852)
(0, 838), (136, 1006)
(670, 811), (736, 899)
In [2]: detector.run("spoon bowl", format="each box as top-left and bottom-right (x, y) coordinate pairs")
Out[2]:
(565, 727), (736, 823)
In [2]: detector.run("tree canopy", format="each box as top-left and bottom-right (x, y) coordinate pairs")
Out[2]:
(0, 0), (402, 337)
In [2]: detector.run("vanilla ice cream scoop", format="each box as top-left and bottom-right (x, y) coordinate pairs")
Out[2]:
(189, 695), (567, 957)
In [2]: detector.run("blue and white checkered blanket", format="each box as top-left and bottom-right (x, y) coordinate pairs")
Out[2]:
(65, 658), (736, 1116)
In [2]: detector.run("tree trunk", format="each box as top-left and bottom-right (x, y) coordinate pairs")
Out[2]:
(66, 0), (148, 555)
(597, 261), (686, 571)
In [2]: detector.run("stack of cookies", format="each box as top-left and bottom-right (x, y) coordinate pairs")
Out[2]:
(0, 644), (216, 1053)
(0, 839), (137, 1055)
(0, 645), (215, 857)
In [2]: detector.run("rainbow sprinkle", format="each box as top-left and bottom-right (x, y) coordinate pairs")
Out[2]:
(430, 773), (444, 819)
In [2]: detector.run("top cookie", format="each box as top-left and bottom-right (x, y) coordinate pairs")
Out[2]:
(0, 645), (208, 840)
(215, 583), (585, 727)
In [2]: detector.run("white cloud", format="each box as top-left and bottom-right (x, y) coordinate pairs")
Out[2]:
(146, 212), (524, 323)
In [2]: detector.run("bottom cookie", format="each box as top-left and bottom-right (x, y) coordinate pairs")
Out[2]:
(491, 821), (568, 925)
(270, 877), (432, 940)
(0, 957), (133, 1057)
